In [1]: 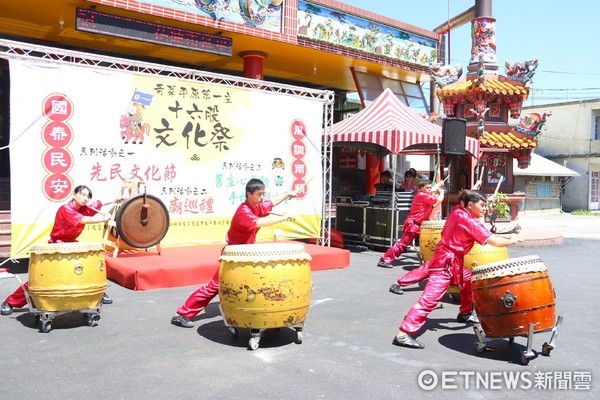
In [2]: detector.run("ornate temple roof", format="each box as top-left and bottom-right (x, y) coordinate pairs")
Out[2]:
(478, 130), (538, 149)
(437, 76), (529, 98)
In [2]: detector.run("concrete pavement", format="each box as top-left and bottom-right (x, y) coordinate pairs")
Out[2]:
(0, 211), (599, 399)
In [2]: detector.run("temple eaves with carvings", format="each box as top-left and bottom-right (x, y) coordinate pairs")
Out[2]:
(0, 0), (439, 94)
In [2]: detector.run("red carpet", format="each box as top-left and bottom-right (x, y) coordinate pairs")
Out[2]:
(105, 242), (351, 291)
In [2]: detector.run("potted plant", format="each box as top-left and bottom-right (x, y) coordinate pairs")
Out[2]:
(487, 192), (511, 233)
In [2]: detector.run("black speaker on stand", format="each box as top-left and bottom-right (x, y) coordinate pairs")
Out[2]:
(441, 118), (466, 216)
(442, 118), (467, 156)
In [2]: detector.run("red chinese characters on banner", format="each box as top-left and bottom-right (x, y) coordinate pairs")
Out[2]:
(42, 94), (74, 122)
(42, 148), (73, 174)
(289, 119), (309, 200)
(41, 93), (75, 201)
(290, 119), (306, 141)
(42, 121), (74, 147)
(291, 159), (307, 180)
(42, 174), (74, 201)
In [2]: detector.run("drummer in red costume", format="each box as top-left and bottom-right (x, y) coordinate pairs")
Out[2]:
(171, 178), (297, 328)
(392, 190), (520, 349)
(1, 185), (118, 316)
(377, 179), (444, 269)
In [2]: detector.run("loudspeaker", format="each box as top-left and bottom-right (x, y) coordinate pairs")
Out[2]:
(335, 205), (365, 241)
(442, 118), (467, 155)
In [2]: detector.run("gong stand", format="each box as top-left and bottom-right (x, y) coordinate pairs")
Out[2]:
(103, 180), (169, 258)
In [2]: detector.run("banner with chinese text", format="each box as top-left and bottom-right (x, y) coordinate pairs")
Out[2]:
(9, 60), (324, 258)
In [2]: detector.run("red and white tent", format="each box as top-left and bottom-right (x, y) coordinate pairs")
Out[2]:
(331, 88), (479, 156)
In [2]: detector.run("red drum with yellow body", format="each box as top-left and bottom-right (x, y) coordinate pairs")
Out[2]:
(472, 255), (556, 338)
(28, 242), (106, 311)
(218, 242), (312, 329)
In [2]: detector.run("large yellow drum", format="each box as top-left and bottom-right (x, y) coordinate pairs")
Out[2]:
(218, 242), (312, 330)
(419, 220), (445, 262)
(28, 242), (107, 311)
(419, 220), (509, 269)
(419, 220), (509, 299)
(446, 243), (510, 298)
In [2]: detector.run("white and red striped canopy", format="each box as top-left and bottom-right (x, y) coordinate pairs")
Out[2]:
(331, 88), (479, 156)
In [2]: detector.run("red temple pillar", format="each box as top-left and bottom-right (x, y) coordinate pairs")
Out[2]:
(365, 153), (380, 195)
(239, 51), (268, 80)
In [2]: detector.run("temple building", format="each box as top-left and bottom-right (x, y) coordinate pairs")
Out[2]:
(431, 0), (548, 217)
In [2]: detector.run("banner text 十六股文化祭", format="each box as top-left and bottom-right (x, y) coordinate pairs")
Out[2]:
(9, 60), (324, 258)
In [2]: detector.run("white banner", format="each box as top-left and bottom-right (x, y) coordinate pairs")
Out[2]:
(9, 59), (324, 257)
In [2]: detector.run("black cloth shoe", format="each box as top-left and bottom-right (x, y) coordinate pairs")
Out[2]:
(101, 293), (113, 305)
(171, 315), (194, 328)
(377, 260), (394, 268)
(389, 283), (404, 295)
(392, 333), (424, 349)
(456, 312), (480, 324)
(1, 301), (13, 315)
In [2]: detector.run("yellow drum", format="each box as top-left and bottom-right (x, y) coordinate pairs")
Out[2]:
(28, 242), (107, 312)
(419, 220), (445, 262)
(419, 220), (509, 299)
(218, 242), (312, 330)
(447, 245), (510, 298)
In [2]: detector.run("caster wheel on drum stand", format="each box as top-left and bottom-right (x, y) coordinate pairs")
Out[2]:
(541, 342), (554, 356)
(509, 337), (515, 345)
(294, 328), (303, 344)
(520, 353), (531, 366)
(248, 336), (260, 350)
(228, 327), (239, 337)
(86, 313), (100, 327)
(248, 329), (262, 350)
(41, 320), (52, 333)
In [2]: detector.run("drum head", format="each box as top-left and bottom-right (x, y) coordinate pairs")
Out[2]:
(115, 194), (169, 248)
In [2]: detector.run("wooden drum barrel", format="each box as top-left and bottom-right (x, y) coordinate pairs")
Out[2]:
(28, 242), (107, 311)
(472, 255), (556, 338)
(218, 242), (312, 329)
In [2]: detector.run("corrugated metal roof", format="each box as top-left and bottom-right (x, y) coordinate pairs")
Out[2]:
(513, 153), (579, 177)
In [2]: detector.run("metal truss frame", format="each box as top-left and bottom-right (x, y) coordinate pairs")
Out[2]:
(0, 38), (334, 246)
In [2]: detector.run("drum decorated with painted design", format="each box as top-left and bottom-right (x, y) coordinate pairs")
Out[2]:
(28, 242), (106, 311)
(472, 255), (556, 338)
(218, 242), (312, 329)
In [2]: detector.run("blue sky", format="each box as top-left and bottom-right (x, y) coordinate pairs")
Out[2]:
(341, 0), (598, 107)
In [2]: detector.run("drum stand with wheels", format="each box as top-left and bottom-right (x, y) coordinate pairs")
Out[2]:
(219, 305), (304, 350)
(0, 266), (102, 333)
(473, 315), (563, 365)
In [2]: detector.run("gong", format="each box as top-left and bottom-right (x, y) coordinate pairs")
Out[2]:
(115, 194), (170, 248)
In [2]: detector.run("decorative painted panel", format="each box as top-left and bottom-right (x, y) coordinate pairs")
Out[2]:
(297, 1), (437, 67)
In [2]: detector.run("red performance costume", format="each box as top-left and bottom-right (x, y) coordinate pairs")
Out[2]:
(174, 199), (274, 320)
(49, 199), (103, 243)
(3, 199), (103, 309)
(399, 205), (491, 335)
(379, 190), (440, 265)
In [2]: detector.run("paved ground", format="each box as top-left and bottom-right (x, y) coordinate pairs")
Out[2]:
(1, 211), (599, 399)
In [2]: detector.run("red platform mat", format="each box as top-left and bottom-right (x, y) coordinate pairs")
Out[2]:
(105, 242), (350, 291)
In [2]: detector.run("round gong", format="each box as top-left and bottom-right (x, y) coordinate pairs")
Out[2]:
(115, 194), (170, 248)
